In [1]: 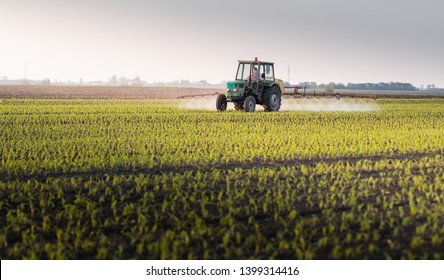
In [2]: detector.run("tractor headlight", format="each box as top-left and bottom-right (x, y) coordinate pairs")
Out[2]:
(226, 88), (231, 92)
(233, 88), (238, 92)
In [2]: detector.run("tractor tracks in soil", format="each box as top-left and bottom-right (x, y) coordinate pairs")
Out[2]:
(1, 150), (442, 184)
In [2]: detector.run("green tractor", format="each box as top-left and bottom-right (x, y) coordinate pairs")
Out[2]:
(216, 57), (285, 112)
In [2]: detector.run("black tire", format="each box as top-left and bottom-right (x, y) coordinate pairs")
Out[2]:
(234, 102), (244, 111)
(263, 86), (281, 112)
(244, 96), (256, 112)
(216, 94), (227, 111)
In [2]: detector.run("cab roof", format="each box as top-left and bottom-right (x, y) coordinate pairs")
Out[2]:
(238, 60), (274, 65)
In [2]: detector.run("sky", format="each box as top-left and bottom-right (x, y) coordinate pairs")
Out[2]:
(1, 0), (443, 87)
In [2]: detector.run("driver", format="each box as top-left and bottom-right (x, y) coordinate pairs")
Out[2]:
(250, 66), (258, 80)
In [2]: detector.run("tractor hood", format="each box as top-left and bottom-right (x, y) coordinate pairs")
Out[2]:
(226, 81), (246, 99)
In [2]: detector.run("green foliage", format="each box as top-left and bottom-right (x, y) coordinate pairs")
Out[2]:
(0, 98), (444, 259)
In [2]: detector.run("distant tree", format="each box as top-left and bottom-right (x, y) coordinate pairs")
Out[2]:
(344, 82), (416, 91)
(326, 82), (337, 91)
(1, 76), (7, 81)
(109, 75), (118, 85)
(324, 84), (334, 93)
(132, 76), (142, 86)
(42, 79), (50, 85)
(428, 84), (436, 89)
(298, 81), (317, 89)
(336, 83), (346, 89)
(120, 77), (128, 86)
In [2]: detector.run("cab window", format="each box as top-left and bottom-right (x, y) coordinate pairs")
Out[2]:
(236, 63), (252, 80)
(264, 64), (274, 80)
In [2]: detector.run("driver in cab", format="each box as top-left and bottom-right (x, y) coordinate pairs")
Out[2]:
(250, 66), (258, 80)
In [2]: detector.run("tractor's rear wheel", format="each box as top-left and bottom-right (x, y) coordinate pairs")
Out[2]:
(216, 94), (227, 111)
(244, 96), (256, 112)
(234, 102), (244, 111)
(263, 86), (281, 112)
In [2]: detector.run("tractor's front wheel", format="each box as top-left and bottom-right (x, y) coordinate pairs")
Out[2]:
(244, 96), (256, 112)
(263, 86), (281, 112)
(216, 94), (227, 111)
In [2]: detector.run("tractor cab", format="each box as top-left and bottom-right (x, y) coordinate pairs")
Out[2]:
(235, 60), (275, 81)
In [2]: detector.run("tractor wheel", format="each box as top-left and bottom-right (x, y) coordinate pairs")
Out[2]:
(234, 102), (244, 111)
(263, 86), (281, 112)
(244, 96), (256, 112)
(216, 94), (227, 111)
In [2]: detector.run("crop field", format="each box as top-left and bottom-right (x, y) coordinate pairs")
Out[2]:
(1, 95), (444, 259)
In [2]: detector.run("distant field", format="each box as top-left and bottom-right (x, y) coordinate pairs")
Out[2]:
(1, 96), (443, 260)
(0, 85), (223, 99)
(1, 85), (443, 100)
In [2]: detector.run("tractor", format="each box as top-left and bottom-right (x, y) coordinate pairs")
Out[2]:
(178, 57), (377, 112)
(216, 57), (285, 112)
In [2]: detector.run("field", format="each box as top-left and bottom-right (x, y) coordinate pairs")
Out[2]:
(1, 88), (444, 259)
(0, 85), (221, 99)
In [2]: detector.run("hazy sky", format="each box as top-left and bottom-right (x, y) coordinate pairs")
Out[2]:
(1, 0), (443, 86)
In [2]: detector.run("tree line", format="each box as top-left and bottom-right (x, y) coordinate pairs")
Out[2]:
(294, 81), (419, 91)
